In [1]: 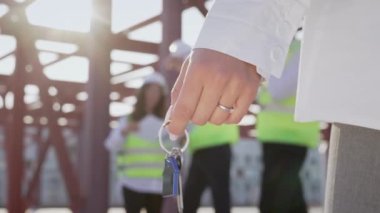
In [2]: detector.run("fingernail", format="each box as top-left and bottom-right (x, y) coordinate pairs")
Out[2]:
(169, 133), (179, 141)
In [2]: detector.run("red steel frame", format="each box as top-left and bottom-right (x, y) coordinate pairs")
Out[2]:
(0, 0), (210, 212)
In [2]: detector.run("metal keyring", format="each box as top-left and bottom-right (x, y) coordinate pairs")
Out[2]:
(159, 120), (189, 155)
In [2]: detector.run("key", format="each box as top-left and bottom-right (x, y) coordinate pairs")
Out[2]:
(174, 153), (184, 213)
(159, 123), (189, 213)
(162, 155), (180, 197)
(162, 148), (184, 213)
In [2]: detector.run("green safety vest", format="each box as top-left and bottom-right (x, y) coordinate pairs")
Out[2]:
(189, 123), (239, 153)
(256, 40), (319, 148)
(117, 134), (165, 179)
(256, 89), (320, 148)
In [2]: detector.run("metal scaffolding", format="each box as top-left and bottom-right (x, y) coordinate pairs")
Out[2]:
(0, 0), (209, 212)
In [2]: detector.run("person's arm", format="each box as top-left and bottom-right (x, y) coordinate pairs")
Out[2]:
(105, 117), (128, 152)
(167, 0), (311, 137)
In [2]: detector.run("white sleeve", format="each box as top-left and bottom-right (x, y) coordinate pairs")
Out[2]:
(194, 0), (310, 79)
(104, 117), (128, 152)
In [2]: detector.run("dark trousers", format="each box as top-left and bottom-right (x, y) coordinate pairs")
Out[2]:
(259, 143), (307, 213)
(184, 144), (232, 213)
(122, 187), (163, 213)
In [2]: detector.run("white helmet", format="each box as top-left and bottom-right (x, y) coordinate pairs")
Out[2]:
(143, 72), (168, 94)
(169, 39), (192, 59)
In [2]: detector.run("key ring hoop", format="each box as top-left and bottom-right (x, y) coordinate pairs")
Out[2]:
(159, 120), (189, 155)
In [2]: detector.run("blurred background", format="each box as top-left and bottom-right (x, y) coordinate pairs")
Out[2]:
(0, 0), (328, 212)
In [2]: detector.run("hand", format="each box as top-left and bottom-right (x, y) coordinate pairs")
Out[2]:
(166, 48), (261, 137)
(121, 122), (139, 136)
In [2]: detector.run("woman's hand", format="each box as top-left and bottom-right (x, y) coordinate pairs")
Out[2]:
(166, 48), (261, 137)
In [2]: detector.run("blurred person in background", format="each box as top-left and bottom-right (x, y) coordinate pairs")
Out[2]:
(256, 39), (320, 213)
(168, 40), (240, 213)
(184, 123), (239, 213)
(105, 73), (168, 213)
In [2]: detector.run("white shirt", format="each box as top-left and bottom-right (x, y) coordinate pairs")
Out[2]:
(194, 0), (380, 130)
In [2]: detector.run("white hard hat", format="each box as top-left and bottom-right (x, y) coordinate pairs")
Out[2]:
(169, 39), (192, 59)
(143, 72), (168, 94)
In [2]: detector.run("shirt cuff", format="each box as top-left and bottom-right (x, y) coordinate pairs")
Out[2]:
(193, 0), (308, 79)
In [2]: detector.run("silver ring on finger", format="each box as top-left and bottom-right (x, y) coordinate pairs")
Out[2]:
(217, 103), (234, 113)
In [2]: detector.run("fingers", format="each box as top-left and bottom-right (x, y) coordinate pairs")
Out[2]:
(225, 87), (257, 124)
(209, 76), (242, 125)
(170, 57), (190, 105)
(226, 66), (261, 124)
(191, 70), (229, 125)
(166, 57), (190, 138)
(165, 49), (261, 138)
(166, 63), (203, 136)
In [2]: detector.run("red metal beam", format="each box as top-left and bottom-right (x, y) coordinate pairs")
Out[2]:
(5, 7), (84, 209)
(5, 25), (28, 213)
(77, 0), (111, 212)
(28, 34), (84, 212)
(194, 0), (208, 16)
(0, 0), (200, 211)
(111, 35), (159, 54)
(160, 0), (183, 68)
(123, 15), (160, 33)
(51, 122), (82, 211)
(24, 129), (50, 207)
